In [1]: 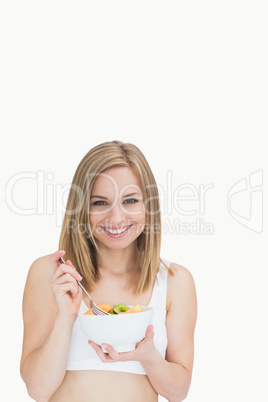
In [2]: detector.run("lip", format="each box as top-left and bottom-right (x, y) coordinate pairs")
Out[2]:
(103, 225), (131, 230)
(101, 225), (133, 238)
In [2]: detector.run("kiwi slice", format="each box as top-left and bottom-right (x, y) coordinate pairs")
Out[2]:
(113, 303), (129, 314)
(108, 309), (116, 315)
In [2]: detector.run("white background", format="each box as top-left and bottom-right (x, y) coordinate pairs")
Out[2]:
(1, 1), (267, 401)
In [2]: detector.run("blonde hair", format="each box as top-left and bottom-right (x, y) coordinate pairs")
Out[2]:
(59, 140), (169, 295)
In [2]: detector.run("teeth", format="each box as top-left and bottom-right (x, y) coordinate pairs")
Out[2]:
(105, 226), (129, 234)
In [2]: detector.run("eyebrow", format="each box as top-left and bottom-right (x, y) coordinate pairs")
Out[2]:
(90, 192), (140, 199)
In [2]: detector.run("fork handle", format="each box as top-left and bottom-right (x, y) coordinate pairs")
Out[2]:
(58, 257), (93, 302)
(76, 281), (93, 302)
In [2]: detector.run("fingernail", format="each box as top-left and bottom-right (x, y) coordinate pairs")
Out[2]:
(78, 274), (83, 280)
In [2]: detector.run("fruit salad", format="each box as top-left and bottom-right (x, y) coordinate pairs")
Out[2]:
(84, 303), (143, 315)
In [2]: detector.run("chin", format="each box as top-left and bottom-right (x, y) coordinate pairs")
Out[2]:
(95, 236), (137, 250)
(104, 241), (135, 250)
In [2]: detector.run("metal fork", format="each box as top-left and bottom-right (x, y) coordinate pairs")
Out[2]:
(58, 257), (109, 315)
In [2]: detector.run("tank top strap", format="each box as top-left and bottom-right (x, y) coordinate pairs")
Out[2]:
(148, 258), (170, 310)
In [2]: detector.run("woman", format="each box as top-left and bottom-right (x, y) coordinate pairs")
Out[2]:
(20, 140), (197, 401)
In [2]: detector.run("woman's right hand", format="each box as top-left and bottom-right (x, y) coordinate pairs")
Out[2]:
(49, 250), (83, 319)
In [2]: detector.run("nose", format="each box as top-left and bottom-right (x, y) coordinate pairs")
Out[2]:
(107, 202), (127, 224)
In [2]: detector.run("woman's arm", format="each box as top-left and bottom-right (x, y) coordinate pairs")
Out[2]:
(140, 346), (191, 402)
(21, 313), (75, 401)
(141, 263), (197, 402)
(20, 251), (82, 401)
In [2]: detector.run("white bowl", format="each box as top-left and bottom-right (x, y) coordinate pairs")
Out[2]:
(78, 306), (153, 353)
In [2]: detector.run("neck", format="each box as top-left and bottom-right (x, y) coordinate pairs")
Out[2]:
(96, 241), (140, 277)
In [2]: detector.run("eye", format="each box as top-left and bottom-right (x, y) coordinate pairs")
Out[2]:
(124, 198), (138, 204)
(92, 200), (107, 206)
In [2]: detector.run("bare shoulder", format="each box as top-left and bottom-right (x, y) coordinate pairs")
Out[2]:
(26, 253), (54, 280)
(169, 262), (193, 280)
(22, 252), (57, 319)
(168, 262), (196, 286)
(166, 262), (197, 314)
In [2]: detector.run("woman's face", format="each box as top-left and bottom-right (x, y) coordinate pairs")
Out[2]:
(89, 166), (146, 250)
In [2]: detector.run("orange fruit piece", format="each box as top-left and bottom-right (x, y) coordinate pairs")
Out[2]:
(97, 304), (113, 312)
(84, 309), (95, 315)
(84, 304), (113, 315)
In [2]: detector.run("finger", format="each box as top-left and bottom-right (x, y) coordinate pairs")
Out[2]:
(51, 263), (82, 283)
(88, 341), (113, 362)
(105, 344), (138, 362)
(50, 250), (66, 269)
(54, 281), (80, 299)
(65, 259), (75, 269)
(56, 272), (79, 286)
(56, 275), (82, 299)
(88, 341), (138, 363)
(134, 325), (154, 348)
(101, 344), (121, 361)
(60, 259), (83, 281)
(139, 325), (154, 345)
(146, 324), (154, 338)
(134, 326), (154, 350)
(65, 260), (82, 277)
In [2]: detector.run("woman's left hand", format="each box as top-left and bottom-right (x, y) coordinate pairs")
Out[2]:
(88, 324), (156, 364)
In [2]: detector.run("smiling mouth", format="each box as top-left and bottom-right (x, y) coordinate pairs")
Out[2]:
(102, 225), (132, 235)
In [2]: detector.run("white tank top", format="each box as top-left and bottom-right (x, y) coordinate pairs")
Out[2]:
(66, 258), (170, 375)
